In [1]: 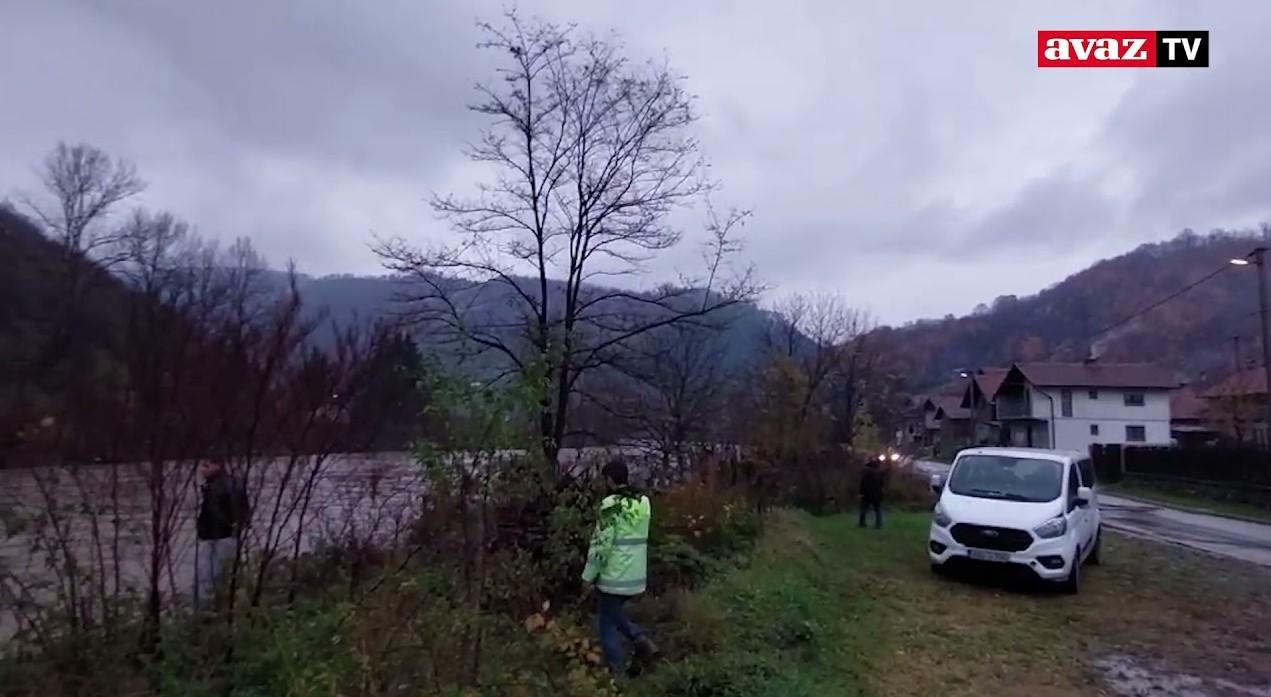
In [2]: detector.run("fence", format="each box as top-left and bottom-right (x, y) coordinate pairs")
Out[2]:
(1091, 443), (1271, 507)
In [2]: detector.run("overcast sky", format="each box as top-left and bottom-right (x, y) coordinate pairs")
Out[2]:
(4, 1), (1270, 325)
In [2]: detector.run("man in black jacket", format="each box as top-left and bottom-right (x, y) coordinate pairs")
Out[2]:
(859, 459), (885, 529)
(195, 460), (245, 611)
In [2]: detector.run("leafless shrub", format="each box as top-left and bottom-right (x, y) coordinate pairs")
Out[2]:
(2, 176), (418, 684)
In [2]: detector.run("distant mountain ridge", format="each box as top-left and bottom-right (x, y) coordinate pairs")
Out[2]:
(262, 268), (783, 376)
(6, 203), (1267, 398)
(280, 227), (1271, 392)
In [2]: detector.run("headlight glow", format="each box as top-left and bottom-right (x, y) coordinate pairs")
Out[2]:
(932, 504), (953, 528)
(1034, 516), (1067, 539)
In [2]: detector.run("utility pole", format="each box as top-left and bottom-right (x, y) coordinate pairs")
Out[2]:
(1255, 247), (1271, 448)
(960, 370), (978, 447)
(1229, 246), (1271, 448)
(1231, 336), (1245, 442)
(970, 374), (977, 446)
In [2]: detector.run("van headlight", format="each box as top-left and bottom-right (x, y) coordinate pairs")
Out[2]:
(1033, 516), (1067, 539)
(932, 504), (952, 528)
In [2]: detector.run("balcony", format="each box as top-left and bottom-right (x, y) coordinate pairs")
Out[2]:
(995, 396), (1033, 420)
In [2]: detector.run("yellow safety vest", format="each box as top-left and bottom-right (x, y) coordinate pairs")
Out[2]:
(581, 493), (651, 595)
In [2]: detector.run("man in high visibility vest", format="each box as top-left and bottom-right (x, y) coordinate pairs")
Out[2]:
(582, 459), (659, 674)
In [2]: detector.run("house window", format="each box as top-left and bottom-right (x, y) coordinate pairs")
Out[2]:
(1124, 392), (1145, 407)
(1126, 425), (1146, 442)
(1089, 424), (1099, 436)
(1088, 389), (1099, 400)
(1061, 389), (1073, 417)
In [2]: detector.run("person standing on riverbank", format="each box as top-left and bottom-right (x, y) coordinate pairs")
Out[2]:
(859, 458), (886, 529)
(195, 460), (247, 611)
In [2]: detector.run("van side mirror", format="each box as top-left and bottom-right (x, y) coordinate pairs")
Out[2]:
(1076, 486), (1092, 507)
(930, 474), (945, 494)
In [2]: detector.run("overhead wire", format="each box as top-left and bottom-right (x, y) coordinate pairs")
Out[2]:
(1088, 262), (1235, 342)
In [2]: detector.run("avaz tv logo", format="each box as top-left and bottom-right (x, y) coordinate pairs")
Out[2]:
(1038, 31), (1208, 68)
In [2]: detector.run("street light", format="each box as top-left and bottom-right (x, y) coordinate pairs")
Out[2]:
(1230, 247), (1271, 445)
(956, 368), (978, 445)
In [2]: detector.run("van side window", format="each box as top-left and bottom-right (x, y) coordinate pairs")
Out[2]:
(1066, 465), (1081, 512)
(1077, 458), (1095, 488)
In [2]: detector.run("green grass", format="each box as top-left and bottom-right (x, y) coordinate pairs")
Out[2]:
(630, 511), (878, 696)
(6, 507), (1267, 697)
(633, 508), (1271, 696)
(1104, 482), (1271, 523)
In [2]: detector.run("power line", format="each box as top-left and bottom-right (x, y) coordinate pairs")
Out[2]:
(1090, 262), (1234, 341)
(1190, 305), (1260, 342)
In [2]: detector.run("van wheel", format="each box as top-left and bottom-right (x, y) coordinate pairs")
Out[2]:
(1088, 528), (1102, 566)
(1059, 552), (1080, 595)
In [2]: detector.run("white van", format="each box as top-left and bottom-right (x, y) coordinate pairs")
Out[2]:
(927, 447), (1101, 593)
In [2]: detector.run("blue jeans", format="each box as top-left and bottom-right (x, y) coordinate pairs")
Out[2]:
(597, 592), (644, 673)
(194, 537), (237, 612)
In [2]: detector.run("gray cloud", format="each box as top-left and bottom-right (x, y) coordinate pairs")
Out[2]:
(3, 0), (1270, 324)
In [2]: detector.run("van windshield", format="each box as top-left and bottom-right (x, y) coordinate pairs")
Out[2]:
(947, 455), (1062, 503)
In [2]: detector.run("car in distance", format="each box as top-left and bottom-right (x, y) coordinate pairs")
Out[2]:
(927, 447), (1101, 593)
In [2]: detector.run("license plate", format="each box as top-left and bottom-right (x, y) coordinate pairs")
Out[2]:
(967, 549), (1011, 563)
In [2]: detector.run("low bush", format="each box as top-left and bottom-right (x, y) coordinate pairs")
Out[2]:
(768, 451), (936, 515)
(1, 467), (762, 697)
(888, 466), (939, 510)
(656, 481), (758, 552)
(632, 588), (725, 658)
(635, 653), (778, 697)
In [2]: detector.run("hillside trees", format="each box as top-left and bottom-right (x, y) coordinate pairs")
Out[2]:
(882, 226), (1271, 391)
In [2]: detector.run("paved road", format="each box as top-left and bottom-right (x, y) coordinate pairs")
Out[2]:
(913, 460), (1271, 569)
(1097, 495), (1271, 568)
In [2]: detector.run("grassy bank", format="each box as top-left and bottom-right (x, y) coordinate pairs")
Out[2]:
(629, 512), (875, 696)
(6, 499), (1268, 696)
(636, 509), (1271, 696)
(0, 475), (763, 697)
(1104, 482), (1271, 523)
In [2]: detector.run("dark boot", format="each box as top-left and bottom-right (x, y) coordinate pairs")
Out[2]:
(633, 634), (659, 660)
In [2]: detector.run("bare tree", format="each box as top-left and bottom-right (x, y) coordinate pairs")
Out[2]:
(594, 322), (733, 479)
(114, 209), (224, 647)
(22, 142), (145, 268)
(766, 292), (872, 425)
(9, 144), (145, 427)
(760, 293), (905, 451)
(376, 12), (756, 467)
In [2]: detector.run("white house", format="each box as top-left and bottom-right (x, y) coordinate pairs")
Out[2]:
(974, 361), (1179, 454)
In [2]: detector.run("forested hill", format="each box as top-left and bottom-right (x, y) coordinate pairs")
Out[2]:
(279, 271), (780, 374)
(7, 201), (1267, 399)
(291, 228), (1271, 392)
(876, 227), (1271, 390)
(2, 204), (783, 383)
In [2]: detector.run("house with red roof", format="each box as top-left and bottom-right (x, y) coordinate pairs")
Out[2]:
(1170, 387), (1220, 446)
(1199, 367), (1268, 445)
(957, 359), (1181, 453)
